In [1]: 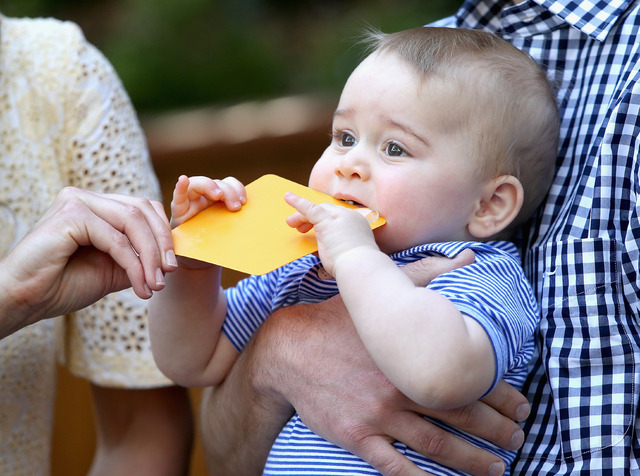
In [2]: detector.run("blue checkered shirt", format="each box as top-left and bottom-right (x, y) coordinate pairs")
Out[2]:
(435, 0), (640, 473)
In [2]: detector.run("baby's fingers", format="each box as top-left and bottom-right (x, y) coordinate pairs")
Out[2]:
(184, 176), (225, 202)
(284, 192), (332, 225)
(171, 175), (219, 226)
(171, 175), (247, 227)
(171, 175), (194, 221)
(286, 211), (314, 234)
(213, 176), (246, 211)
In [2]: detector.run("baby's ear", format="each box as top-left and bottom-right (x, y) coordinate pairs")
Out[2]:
(467, 175), (524, 239)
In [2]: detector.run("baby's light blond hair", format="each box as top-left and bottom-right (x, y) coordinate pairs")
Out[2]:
(362, 26), (559, 229)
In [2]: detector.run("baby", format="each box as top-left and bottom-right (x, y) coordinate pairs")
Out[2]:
(149, 26), (559, 475)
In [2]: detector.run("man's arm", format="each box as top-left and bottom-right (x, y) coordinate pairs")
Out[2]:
(89, 385), (193, 476)
(200, 319), (296, 476)
(200, 252), (530, 476)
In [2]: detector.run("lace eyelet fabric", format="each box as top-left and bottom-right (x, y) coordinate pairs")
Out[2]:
(0, 15), (170, 475)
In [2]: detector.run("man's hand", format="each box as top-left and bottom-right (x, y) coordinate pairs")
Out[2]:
(0, 187), (178, 338)
(257, 297), (527, 476)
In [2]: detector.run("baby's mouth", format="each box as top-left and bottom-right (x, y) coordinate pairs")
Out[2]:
(341, 199), (365, 208)
(339, 199), (380, 223)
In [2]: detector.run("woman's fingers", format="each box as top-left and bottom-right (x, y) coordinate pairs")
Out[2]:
(64, 188), (177, 296)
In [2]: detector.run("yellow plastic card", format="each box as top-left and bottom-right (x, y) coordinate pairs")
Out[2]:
(172, 174), (386, 275)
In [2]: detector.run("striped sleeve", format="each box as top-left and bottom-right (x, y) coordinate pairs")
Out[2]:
(427, 243), (539, 393)
(222, 256), (318, 351)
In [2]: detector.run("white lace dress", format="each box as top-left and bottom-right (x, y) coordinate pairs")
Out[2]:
(0, 15), (171, 475)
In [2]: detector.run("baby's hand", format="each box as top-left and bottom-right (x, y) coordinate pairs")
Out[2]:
(170, 175), (246, 228)
(285, 192), (378, 276)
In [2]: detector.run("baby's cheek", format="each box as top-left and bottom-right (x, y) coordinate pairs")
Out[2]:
(308, 156), (334, 191)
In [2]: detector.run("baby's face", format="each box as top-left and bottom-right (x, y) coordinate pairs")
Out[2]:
(308, 51), (488, 254)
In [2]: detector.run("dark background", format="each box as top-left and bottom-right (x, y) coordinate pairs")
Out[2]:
(2, 0), (458, 114)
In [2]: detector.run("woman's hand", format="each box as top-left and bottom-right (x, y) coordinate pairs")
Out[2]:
(0, 187), (178, 338)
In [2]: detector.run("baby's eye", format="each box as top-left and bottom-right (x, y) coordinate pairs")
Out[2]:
(340, 133), (356, 147)
(385, 142), (406, 157)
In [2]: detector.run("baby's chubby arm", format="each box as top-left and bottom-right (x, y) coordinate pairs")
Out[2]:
(286, 193), (495, 410)
(148, 175), (245, 387)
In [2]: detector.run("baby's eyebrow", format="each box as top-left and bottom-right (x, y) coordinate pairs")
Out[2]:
(333, 108), (352, 120)
(383, 118), (431, 148)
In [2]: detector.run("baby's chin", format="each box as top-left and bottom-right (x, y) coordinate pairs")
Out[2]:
(373, 227), (409, 255)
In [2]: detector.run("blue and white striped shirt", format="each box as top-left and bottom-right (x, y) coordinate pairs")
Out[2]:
(434, 0), (640, 473)
(223, 240), (539, 475)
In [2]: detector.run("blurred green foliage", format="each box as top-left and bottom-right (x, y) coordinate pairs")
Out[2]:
(2, 0), (458, 113)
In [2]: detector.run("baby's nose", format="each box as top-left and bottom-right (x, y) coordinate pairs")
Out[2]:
(336, 151), (370, 180)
